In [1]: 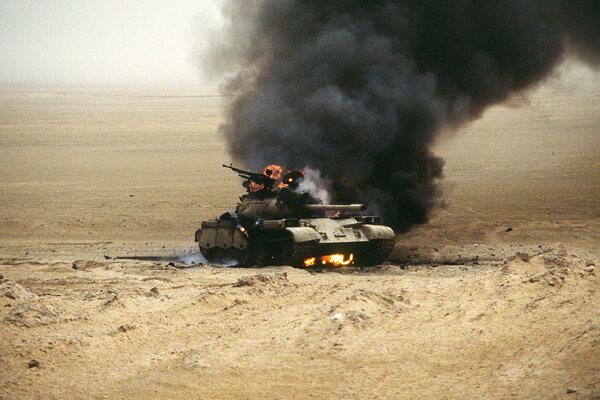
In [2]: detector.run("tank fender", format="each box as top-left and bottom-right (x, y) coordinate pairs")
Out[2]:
(285, 227), (321, 243)
(197, 223), (249, 251)
(231, 229), (250, 250)
(362, 224), (395, 240)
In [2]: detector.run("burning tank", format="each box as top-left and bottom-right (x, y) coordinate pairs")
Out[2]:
(194, 164), (395, 267)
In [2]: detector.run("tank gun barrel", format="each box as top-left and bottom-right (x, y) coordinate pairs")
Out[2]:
(303, 204), (366, 212)
(222, 163), (276, 190)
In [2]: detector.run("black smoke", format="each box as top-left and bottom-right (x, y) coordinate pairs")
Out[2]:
(205, 0), (599, 232)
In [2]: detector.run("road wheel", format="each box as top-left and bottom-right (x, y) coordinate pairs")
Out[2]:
(276, 239), (294, 266)
(233, 248), (253, 267)
(212, 247), (225, 263)
(361, 239), (395, 265)
(254, 241), (270, 266)
(199, 246), (212, 262)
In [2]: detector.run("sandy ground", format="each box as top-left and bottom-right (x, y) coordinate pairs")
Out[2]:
(0, 71), (599, 399)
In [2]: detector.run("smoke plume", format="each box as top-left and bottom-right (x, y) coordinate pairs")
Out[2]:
(205, 1), (599, 231)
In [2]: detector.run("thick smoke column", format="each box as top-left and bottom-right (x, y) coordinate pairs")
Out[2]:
(206, 1), (599, 231)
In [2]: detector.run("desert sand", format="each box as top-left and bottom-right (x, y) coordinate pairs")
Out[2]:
(0, 73), (599, 399)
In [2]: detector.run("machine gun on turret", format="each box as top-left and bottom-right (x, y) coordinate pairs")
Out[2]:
(222, 164), (277, 192)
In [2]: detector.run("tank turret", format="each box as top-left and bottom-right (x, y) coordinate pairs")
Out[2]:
(194, 164), (395, 267)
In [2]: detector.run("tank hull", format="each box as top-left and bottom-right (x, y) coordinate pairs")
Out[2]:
(195, 216), (394, 267)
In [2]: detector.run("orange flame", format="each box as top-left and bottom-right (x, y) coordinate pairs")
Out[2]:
(265, 164), (284, 181)
(247, 164), (291, 192)
(304, 257), (317, 267)
(303, 254), (354, 267)
(247, 181), (264, 192)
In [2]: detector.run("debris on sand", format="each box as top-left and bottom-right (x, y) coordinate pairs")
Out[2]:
(234, 272), (288, 287)
(102, 294), (120, 308)
(331, 312), (344, 321)
(27, 359), (40, 368)
(72, 260), (106, 271)
(566, 387), (577, 394)
(512, 252), (530, 262)
(181, 350), (210, 370)
(222, 298), (248, 311)
(505, 227), (513, 232)
(141, 276), (173, 283)
(117, 324), (135, 333)
(146, 287), (160, 298)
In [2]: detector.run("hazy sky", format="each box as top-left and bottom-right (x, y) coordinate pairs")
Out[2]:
(1, 1), (598, 91)
(0, 0), (221, 84)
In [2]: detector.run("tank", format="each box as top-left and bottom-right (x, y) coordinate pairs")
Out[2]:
(194, 164), (395, 267)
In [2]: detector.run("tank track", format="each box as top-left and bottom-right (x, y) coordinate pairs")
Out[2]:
(367, 239), (395, 265)
(199, 246), (251, 267)
(287, 241), (318, 267)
